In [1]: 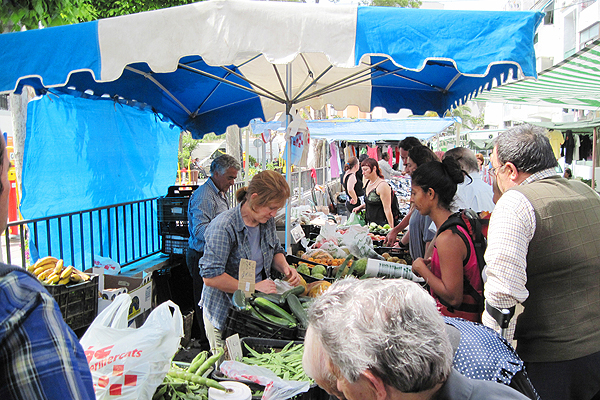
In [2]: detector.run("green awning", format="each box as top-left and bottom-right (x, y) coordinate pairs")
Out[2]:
(474, 39), (600, 110)
(468, 139), (495, 150)
(527, 117), (600, 134)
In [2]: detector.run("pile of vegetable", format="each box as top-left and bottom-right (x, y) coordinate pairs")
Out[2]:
(153, 348), (225, 400)
(242, 341), (311, 382)
(232, 287), (312, 330)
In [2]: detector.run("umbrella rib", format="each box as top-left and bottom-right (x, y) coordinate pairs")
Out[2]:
(219, 65), (285, 103)
(295, 59), (389, 102)
(291, 65), (333, 104)
(125, 66), (193, 115)
(178, 63), (285, 104)
(296, 61), (394, 103)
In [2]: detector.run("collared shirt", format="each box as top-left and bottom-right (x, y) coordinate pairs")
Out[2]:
(378, 159), (402, 180)
(188, 178), (229, 252)
(198, 204), (285, 330)
(0, 265), (95, 400)
(483, 167), (558, 340)
(452, 173), (495, 213)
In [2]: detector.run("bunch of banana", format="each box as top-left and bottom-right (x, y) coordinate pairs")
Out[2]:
(27, 256), (91, 285)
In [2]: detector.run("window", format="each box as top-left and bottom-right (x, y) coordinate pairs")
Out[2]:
(581, 22), (599, 48)
(0, 95), (8, 111)
(544, 0), (554, 25)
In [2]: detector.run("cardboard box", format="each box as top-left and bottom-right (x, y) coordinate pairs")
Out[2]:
(88, 268), (154, 327)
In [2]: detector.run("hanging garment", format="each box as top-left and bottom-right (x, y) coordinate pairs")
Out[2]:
(367, 145), (378, 159)
(330, 142), (341, 178)
(563, 130), (575, 165)
(580, 135), (592, 160)
(547, 130), (564, 160)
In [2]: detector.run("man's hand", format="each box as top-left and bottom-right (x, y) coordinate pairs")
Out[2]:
(385, 226), (401, 246)
(256, 279), (277, 294)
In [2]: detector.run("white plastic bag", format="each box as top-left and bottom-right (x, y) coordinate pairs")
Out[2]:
(220, 360), (310, 400)
(80, 294), (183, 400)
(93, 254), (121, 275)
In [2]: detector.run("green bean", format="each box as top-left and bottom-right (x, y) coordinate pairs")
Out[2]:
(167, 369), (227, 391)
(188, 351), (208, 374)
(196, 347), (224, 376)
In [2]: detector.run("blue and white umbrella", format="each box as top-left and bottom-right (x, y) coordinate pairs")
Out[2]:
(0, 0), (542, 139)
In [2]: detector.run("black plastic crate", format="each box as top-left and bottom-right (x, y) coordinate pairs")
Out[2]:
(44, 274), (99, 331)
(286, 255), (334, 283)
(157, 185), (198, 236)
(374, 247), (412, 264)
(221, 307), (297, 341)
(161, 234), (188, 256)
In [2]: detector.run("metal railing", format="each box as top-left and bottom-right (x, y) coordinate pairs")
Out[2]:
(2, 166), (332, 270)
(2, 198), (161, 271)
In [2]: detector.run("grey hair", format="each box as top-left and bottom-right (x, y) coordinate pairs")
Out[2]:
(308, 278), (453, 393)
(494, 124), (557, 173)
(210, 154), (241, 175)
(443, 147), (479, 174)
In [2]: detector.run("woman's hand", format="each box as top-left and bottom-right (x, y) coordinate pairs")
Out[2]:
(384, 225), (401, 246)
(349, 197), (357, 205)
(256, 279), (277, 294)
(284, 265), (301, 286)
(411, 257), (431, 278)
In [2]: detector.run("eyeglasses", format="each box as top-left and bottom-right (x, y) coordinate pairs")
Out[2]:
(490, 163), (505, 177)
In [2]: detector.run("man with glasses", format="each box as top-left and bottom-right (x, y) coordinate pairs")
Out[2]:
(484, 124), (600, 400)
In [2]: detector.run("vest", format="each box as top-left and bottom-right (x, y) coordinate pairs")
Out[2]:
(511, 176), (600, 362)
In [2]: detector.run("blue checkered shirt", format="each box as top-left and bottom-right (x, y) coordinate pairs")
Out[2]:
(0, 264), (95, 400)
(199, 205), (285, 330)
(188, 178), (229, 252)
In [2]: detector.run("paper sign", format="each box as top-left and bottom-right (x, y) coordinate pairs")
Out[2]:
(226, 334), (244, 362)
(290, 225), (305, 244)
(238, 259), (256, 297)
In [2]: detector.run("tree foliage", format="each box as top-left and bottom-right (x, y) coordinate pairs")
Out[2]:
(89, 0), (198, 19)
(359, 0), (421, 7)
(0, 0), (94, 31)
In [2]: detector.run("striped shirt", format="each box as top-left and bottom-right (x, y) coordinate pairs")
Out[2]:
(188, 178), (230, 252)
(198, 205), (285, 330)
(0, 264), (95, 400)
(483, 168), (558, 340)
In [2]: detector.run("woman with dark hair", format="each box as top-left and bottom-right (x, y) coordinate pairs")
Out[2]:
(410, 158), (483, 323)
(352, 158), (397, 227)
(342, 157), (364, 213)
(199, 170), (301, 350)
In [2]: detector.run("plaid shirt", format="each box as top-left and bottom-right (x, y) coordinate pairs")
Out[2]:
(483, 168), (558, 340)
(0, 264), (95, 400)
(188, 178), (229, 252)
(199, 205), (285, 330)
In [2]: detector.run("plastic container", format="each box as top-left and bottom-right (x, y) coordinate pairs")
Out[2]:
(157, 185), (198, 236)
(364, 259), (424, 283)
(161, 234), (188, 256)
(44, 274), (99, 330)
(221, 307), (297, 341)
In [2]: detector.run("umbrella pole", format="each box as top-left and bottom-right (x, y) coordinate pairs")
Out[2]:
(285, 64), (292, 253)
(593, 127), (597, 191)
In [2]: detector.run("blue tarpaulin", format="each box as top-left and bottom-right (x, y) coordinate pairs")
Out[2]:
(22, 94), (180, 268)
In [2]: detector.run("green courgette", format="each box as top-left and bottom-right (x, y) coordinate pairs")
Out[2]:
(286, 294), (309, 328)
(249, 304), (296, 328)
(254, 291), (283, 304)
(232, 289), (249, 311)
(251, 297), (297, 325)
(280, 285), (305, 305)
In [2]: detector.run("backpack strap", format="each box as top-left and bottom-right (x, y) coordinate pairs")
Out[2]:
(436, 213), (484, 314)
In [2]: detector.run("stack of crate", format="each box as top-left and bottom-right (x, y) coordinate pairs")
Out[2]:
(157, 185), (198, 257)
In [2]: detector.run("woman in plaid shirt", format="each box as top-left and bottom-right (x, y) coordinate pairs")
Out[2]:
(198, 170), (301, 351)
